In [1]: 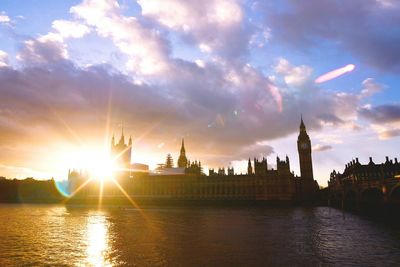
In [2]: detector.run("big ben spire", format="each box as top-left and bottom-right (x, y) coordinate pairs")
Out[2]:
(297, 116), (313, 180)
(300, 114), (306, 131)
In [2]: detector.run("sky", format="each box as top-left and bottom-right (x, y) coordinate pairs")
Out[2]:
(0, 0), (399, 186)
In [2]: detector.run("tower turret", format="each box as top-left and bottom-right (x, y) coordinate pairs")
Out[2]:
(118, 127), (125, 145)
(111, 127), (132, 170)
(111, 134), (115, 146)
(177, 138), (188, 168)
(247, 158), (253, 175)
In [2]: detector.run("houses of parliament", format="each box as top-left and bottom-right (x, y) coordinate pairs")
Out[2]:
(68, 118), (319, 202)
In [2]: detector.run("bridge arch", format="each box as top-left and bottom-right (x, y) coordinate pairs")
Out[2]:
(360, 187), (383, 206)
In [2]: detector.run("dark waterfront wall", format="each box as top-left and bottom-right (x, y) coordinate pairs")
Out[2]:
(0, 175), (319, 205)
(0, 178), (64, 203)
(68, 171), (319, 203)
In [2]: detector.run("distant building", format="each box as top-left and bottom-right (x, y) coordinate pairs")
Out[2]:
(328, 157), (400, 206)
(111, 129), (132, 170)
(68, 118), (319, 201)
(151, 167), (186, 176)
(329, 157), (400, 190)
(131, 163), (149, 173)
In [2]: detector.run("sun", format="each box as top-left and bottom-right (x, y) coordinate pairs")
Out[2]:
(85, 153), (116, 181)
(62, 148), (117, 181)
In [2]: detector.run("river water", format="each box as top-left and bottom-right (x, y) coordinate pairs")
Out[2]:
(0, 204), (399, 266)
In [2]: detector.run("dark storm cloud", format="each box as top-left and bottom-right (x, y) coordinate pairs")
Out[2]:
(262, 0), (400, 72)
(358, 104), (400, 123)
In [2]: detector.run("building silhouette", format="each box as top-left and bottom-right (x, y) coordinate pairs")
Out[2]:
(328, 156), (400, 207)
(111, 129), (132, 170)
(177, 139), (188, 168)
(297, 116), (319, 199)
(69, 118), (319, 201)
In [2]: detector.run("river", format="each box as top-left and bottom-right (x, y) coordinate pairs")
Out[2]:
(0, 205), (399, 266)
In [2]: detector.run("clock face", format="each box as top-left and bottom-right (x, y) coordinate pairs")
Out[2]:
(300, 142), (308, 149)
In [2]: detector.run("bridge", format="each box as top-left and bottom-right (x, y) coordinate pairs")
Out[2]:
(328, 157), (400, 209)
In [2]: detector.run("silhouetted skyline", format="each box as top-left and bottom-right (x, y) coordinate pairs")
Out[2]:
(0, 0), (399, 187)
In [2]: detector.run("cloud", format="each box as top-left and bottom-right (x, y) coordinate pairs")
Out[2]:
(359, 103), (400, 139)
(51, 20), (90, 39)
(1, 0), (393, 177)
(376, 0), (400, 9)
(0, 11), (10, 24)
(0, 52), (364, 171)
(13, 15), (90, 66)
(204, 143), (274, 167)
(263, 0), (400, 72)
(16, 37), (68, 65)
(316, 113), (345, 126)
(359, 78), (384, 99)
(312, 144), (332, 152)
(137, 0), (253, 59)
(0, 50), (8, 67)
(379, 129), (400, 139)
(71, 0), (171, 74)
(359, 104), (400, 123)
(274, 58), (312, 87)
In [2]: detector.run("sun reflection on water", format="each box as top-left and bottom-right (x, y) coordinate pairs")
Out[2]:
(86, 212), (112, 267)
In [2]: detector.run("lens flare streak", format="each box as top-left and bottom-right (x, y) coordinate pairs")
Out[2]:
(110, 178), (157, 231)
(315, 64), (355, 84)
(98, 179), (104, 209)
(111, 178), (142, 211)
(63, 177), (93, 203)
(266, 83), (283, 112)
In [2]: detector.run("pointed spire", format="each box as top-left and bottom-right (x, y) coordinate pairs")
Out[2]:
(300, 114), (306, 131)
(177, 138), (188, 168)
(247, 158), (253, 175)
(119, 126), (125, 145)
(180, 138), (185, 153)
(111, 134), (115, 146)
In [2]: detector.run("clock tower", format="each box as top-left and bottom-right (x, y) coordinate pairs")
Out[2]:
(297, 116), (313, 180)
